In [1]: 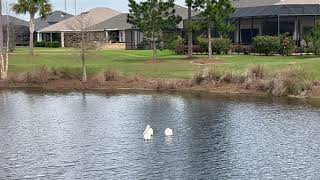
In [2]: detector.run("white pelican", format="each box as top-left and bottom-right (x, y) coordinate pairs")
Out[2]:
(148, 128), (154, 136)
(143, 125), (153, 140)
(144, 132), (152, 140)
(143, 125), (151, 135)
(164, 128), (173, 136)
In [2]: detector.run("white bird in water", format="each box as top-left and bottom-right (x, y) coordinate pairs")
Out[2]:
(164, 128), (173, 136)
(148, 128), (154, 136)
(143, 125), (154, 140)
(144, 132), (152, 140)
(143, 125), (151, 135)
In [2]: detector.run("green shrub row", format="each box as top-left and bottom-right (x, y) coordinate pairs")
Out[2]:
(34, 41), (61, 48)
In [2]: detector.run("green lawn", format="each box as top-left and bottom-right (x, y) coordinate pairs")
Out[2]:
(8, 47), (320, 79)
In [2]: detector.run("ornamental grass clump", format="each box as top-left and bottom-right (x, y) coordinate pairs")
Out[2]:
(205, 67), (223, 82)
(104, 69), (121, 81)
(247, 64), (266, 79)
(271, 67), (312, 96)
(11, 66), (50, 84)
(190, 71), (206, 85)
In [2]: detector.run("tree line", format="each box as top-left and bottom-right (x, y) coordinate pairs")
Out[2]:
(128, 0), (235, 60)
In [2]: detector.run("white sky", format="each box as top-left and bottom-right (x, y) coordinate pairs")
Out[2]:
(4, 0), (186, 20)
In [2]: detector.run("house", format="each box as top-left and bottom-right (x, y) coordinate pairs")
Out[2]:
(1, 15), (29, 46)
(231, 0), (320, 44)
(88, 13), (132, 49)
(87, 5), (199, 50)
(35, 11), (73, 43)
(38, 8), (122, 47)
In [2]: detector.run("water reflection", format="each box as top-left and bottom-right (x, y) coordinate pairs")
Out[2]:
(0, 90), (320, 179)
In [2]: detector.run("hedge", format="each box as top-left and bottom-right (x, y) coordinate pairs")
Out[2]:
(45, 41), (61, 48)
(34, 41), (46, 47)
(252, 36), (280, 55)
(34, 41), (61, 48)
(212, 38), (232, 54)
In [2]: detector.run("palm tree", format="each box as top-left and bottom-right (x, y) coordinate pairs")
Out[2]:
(186, 0), (194, 59)
(12, 0), (52, 56)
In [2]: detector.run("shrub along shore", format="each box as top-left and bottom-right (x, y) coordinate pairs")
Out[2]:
(1, 64), (320, 98)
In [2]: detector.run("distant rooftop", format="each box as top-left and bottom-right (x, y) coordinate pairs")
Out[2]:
(0, 15), (28, 27)
(89, 13), (132, 31)
(35, 11), (73, 31)
(232, 4), (320, 18)
(232, 0), (320, 8)
(89, 5), (199, 31)
(38, 8), (122, 32)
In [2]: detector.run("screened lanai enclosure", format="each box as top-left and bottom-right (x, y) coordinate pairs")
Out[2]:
(232, 4), (320, 45)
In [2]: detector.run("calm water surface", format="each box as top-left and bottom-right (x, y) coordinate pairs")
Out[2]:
(0, 90), (320, 179)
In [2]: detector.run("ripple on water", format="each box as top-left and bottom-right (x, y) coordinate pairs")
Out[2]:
(0, 91), (320, 179)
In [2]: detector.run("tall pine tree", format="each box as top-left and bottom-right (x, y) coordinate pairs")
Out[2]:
(128, 0), (182, 61)
(194, 0), (235, 59)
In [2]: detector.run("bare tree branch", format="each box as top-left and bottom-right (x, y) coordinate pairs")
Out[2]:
(66, 13), (98, 82)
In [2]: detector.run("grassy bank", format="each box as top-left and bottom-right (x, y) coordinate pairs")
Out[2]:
(9, 47), (320, 79)
(1, 64), (319, 97)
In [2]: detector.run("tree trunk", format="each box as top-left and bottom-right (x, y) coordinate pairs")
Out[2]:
(81, 32), (87, 82)
(0, 1), (4, 80)
(29, 14), (35, 56)
(152, 35), (157, 61)
(81, 53), (87, 82)
(187, 4), (193, 59)
(208, 26), (212, 59)
(0, 2), (3, 50)
(3, 14), (9, 79)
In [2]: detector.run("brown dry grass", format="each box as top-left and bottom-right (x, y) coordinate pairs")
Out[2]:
(4, 65), (320, 97)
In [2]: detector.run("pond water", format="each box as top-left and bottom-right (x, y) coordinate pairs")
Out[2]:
(0, 90), (320, 179)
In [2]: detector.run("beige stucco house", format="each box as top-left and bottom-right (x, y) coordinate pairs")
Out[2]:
(37, 8), (121, 47)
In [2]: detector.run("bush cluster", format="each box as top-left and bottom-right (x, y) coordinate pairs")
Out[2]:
(212, 38), (232, 54)
(34, 41), (61, 48)
(34, 41), (46, 47)
(252, 35), (295, 56)
(252, 36), (280, 55)
(166, 36), (185, 52)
